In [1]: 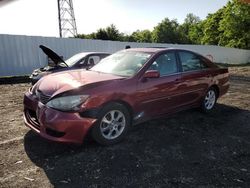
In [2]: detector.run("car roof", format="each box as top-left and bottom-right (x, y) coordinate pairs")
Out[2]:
(76, 52), (110, 56)
(124, 47), (205, 56)
(124, 47), (174, 53)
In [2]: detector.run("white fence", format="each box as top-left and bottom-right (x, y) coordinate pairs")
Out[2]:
(0, 34), (249, 77)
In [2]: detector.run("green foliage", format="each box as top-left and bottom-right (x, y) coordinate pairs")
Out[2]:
(200, 0), (250, 49)
(75, 24), (122, 41)
(95, 28), (108, 40)
(188, 21), (205, 44)
(74, 33), (96, 39)
(105, 24), (121, 41)
(201, 8), (225, 45)
(130, 30), (152, 43)
(152, 18), (181, 43)
(75, 0), (250, 49)
(179, 13), (202, 44)
(218, 0), (250, 49)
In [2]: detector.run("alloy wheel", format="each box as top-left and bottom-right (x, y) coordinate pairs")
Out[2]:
(204, 90), (216, 110)
(100, 110), (126, 140)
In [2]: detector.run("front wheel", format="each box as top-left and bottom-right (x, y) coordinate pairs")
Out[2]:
(91, 103), (131, 145)
(201, 88), (217, 112)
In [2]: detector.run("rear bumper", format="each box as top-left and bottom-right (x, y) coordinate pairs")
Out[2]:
(23, 92), (97, 144)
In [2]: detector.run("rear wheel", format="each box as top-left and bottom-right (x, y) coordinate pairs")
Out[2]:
(201, 87), (217, 112)
(91, 103), (131, 145)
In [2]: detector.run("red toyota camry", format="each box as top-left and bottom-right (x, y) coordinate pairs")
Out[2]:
(23, 48), (229, 145)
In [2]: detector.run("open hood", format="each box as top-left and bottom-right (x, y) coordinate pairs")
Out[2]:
(39, 45), (66, 66)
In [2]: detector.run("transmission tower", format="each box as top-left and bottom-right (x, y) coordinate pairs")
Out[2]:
(57, 0), (77, 38)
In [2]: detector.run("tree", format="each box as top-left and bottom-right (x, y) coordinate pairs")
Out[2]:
(184, 13), (201, 25)
(120, 33), (136, 42)
(74, 0), (250, 49)
(178, 13), (201, 44)
(130, 30), (152, 43)
(74, 33), (96, 39)
(152, 18), (181, 43)
(199, 0), (250, 49)
(201, 7), (225, 45)
(95, 28), (109, 40)
(106, 24), (121, 41)
(75, 24), (123, 41)
(188, 21), (205, 44)
(218, 0), (250, 49)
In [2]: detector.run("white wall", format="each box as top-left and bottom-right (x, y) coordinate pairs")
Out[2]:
(0, 34), (249, 77)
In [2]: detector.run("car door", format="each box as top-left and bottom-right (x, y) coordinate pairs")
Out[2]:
(177, 50), (211, 106)
(136, 51), (182, 118)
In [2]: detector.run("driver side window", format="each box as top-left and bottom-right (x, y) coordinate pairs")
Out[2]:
(148, 52), (178, 76)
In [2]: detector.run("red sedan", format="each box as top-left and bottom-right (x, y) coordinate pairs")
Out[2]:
(23, 48), (229, 145)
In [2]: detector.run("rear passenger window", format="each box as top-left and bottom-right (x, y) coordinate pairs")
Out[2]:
(178, 51), (208, 72)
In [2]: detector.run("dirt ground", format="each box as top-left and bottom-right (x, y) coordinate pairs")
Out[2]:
(0, 67), (250, 187)
(228, 66), (250, 78)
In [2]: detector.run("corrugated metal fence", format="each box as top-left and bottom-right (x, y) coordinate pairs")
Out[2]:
(0, 34), (249, 77)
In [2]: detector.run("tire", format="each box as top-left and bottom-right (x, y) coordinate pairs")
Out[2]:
(201, 87), (218, 113)
(91, 102), (131, 145)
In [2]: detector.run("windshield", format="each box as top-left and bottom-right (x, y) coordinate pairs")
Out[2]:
(90, 51), (151, 77)
(65, 53), (88, 67)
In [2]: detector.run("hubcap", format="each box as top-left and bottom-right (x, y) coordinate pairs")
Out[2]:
(204, 90), (216, 110)
(100, 110), (126, 140)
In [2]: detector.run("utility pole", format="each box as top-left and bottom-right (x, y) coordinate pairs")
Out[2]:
(57, 0), (77, 38)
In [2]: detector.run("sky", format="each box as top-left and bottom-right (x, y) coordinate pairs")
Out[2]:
(0, 0), (229, 37)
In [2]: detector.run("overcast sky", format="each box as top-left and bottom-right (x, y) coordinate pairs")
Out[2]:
(0, 0), (229, 37)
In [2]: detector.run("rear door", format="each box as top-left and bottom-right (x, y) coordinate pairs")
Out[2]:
(177, 50), (212, 106)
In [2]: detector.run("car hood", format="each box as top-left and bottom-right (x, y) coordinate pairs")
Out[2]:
(39, 45), (65, 66)
(36, 70), (125, 97)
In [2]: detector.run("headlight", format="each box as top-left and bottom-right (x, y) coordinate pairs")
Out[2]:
(46, 95), (89, 111)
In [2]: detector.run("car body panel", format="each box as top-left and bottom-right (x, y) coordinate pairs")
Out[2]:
(34, 69), (125, 97)
(135, 74), (183, 118)
(178, 70), (211, 106)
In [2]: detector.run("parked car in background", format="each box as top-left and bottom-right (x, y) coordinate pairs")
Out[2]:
(30, 45), (110, 84)
(24, 48), (229, 145)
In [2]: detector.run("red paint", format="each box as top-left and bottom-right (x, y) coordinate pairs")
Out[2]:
(23, 48), (229, 144)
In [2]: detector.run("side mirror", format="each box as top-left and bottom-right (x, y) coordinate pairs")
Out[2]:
(143, 70), (160, 79)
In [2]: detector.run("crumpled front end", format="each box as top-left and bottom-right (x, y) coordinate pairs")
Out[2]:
(23, 90), (97, 144)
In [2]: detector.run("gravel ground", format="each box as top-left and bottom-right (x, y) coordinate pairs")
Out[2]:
(229, 66), (250, 78)
(0, 69), (250, 187)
